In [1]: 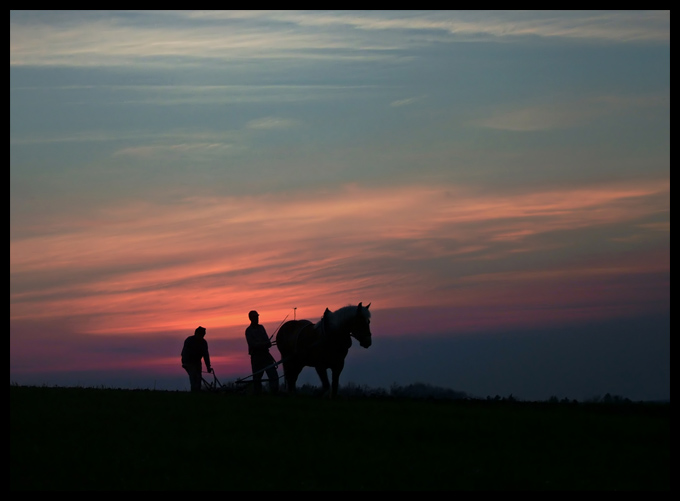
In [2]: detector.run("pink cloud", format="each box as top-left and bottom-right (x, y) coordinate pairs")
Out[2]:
(11, 178), (669, 341)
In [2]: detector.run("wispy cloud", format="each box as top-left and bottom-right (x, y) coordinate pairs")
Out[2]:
(114, 142), (235, 158)
(11, 178), (669, 336)
(10, 11), (669, 68)
(246, 116), (298, 130)
(389, 95), (427, 108)
(474, 92), (670, 132)
(230, 10), (670, 43)
(9, 11), (397, 68)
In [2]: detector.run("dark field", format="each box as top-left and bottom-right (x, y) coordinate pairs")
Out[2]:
(11, 385), (669, 490)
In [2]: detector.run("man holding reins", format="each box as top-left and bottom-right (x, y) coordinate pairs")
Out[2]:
(245, 310), (279, 395)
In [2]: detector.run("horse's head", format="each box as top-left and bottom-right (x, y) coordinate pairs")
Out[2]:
(352, 302), (372, 348)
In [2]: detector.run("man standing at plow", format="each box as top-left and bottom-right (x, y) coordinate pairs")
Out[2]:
(181, 326), (212, 392)
(245, 310), (279, 395)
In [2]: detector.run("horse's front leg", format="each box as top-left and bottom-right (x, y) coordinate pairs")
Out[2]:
(314, 366), (331, 396)
(330, 362), (344, 398)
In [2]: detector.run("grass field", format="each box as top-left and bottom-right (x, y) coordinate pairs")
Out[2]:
(10, 385), (670, 490)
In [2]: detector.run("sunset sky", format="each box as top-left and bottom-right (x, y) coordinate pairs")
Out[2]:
(10, 11), (670, 401)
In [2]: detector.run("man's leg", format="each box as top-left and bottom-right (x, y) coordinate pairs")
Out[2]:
(266, 365), (279, 394)
(184, 364), (202, 392)
(251, 356), (263, 395)
(263, 353), (279, 394)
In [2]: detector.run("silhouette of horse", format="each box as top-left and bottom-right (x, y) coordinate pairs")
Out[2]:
(276, 302), (372, 397)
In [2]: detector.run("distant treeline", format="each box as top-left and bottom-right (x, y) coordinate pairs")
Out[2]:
(11, 380), (661, 404)
(213, 380), (654, 404)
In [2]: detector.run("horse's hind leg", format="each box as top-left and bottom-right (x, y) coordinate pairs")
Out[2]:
(315, 367), (331, 396)
(283, 362), (302, 394)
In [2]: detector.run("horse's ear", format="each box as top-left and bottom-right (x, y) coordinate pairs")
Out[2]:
(358, 302), (363, 309)
(366, 302), (371, 309)
(324, 307), (330, 315)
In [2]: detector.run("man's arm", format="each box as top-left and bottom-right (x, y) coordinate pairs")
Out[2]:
(203, 340), (212, 372)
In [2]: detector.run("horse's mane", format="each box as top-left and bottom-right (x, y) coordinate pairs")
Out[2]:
(314, 304), (371, 331)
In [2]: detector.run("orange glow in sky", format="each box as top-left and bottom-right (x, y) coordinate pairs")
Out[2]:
(11, 178), (669, 338)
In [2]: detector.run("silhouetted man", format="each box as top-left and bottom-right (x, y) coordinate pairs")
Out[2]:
(245, 310), (279, 395)
(182, 326), (212, 392)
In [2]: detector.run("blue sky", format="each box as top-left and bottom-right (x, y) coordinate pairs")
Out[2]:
(10, 11), (670, 400)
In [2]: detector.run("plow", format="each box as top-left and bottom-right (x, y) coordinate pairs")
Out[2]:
(199, 363), (285, 394)
(199, 309), (292, 393)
